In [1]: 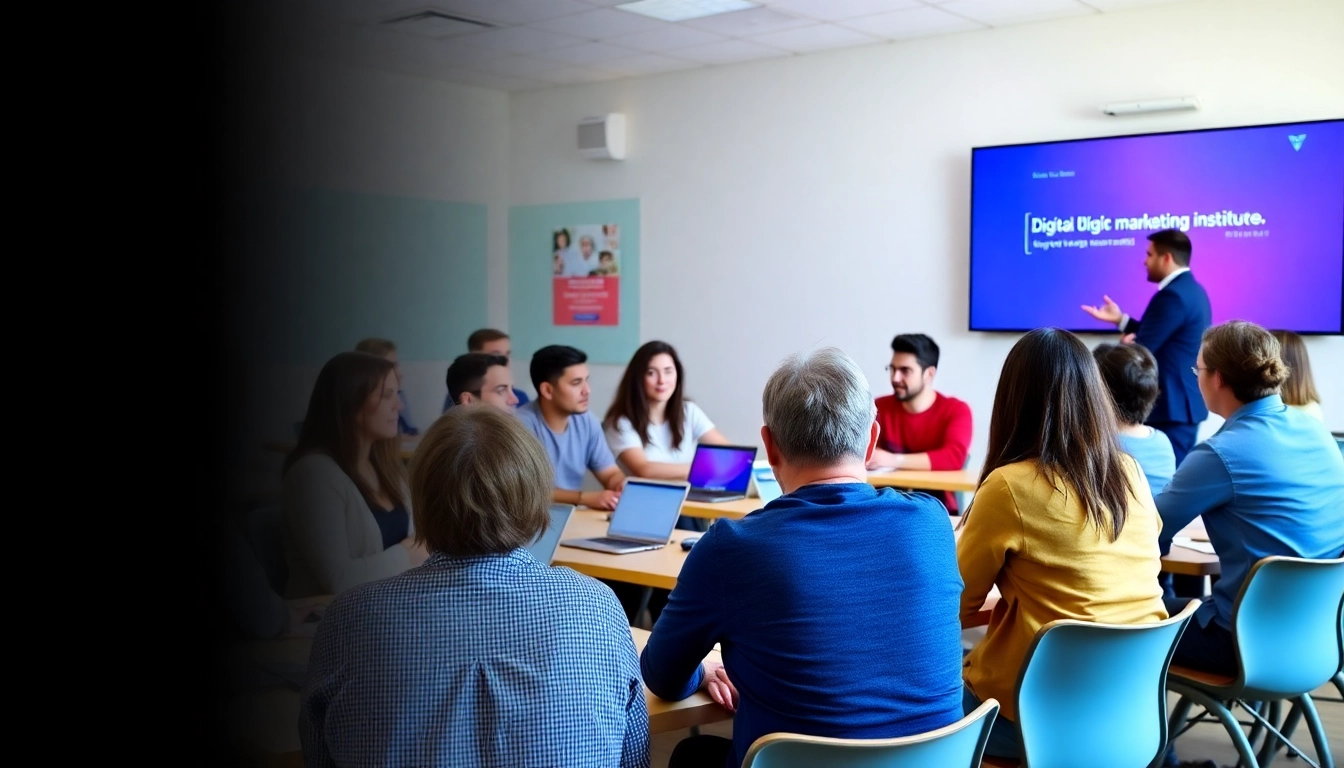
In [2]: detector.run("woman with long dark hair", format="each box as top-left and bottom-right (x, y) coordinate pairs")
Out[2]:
(603, 340), (729, 482)
(283, 352), (428, 597)
(957, 328), (1167, 760)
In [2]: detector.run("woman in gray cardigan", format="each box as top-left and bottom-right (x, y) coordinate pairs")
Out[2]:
(283, 352), (428, 597)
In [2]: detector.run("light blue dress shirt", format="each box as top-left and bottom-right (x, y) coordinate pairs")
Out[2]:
(1155, 394), (1344, 631)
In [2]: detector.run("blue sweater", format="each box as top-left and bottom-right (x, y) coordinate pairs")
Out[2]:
(1156, 394), (1344, 631)
(640, 482), (965, 768)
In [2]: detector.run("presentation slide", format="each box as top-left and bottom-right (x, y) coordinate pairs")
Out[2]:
(970, 120), (1344, 333)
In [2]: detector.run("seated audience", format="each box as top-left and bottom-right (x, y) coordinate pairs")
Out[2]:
(445, 353), (518, 413)
(444, 328), (530, 412)
(356, 337), (418, 435)
(1156, 321), (1344, 677)
(868, 333), (972, 512)
(1094, 342), (1177, 494)
(300, 407), (649, 767)
(283, 352), (428, 597)
(957, 327), (1167, 760)
(516, 344), (625, 511)
(1272, 329), (1324, 422)
(641, 347), (965, 768)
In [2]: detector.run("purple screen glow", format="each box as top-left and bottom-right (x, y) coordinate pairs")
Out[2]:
(970, 120), (1344, 333)
(688, 445), (756, 491)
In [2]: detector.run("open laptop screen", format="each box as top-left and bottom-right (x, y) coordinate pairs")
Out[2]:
(526, 504), (574, 563)
(607, 480), (687, 543)
(688, 445), (756, 492)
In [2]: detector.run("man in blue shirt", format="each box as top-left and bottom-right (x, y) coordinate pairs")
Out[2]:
(300, 406), (649, 768)
(516, 344), (625, 512)
(1155, 321), (1344, 674)
(640, 347), (966, 768)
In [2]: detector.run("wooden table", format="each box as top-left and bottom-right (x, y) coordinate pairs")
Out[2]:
(866, 468), (980, 493)
(552, 511), (697, 590)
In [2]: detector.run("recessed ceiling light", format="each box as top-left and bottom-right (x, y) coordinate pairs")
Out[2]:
(615, 0), (759, 23)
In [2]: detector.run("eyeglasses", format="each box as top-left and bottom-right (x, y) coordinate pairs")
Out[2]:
(1190, 366), (1211, 376)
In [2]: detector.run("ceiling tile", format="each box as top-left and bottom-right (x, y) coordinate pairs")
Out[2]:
(937, 0), (1096, 26)
(425, 0), (595, 26)
(440, 68), (552, 92)
(606, 24), (727, 51)
(471, 54), (574, 78)
(841, 6), (985, 39)
(672, 38), (791, 64)
(535, 41), (648, 65)
(600, 52), (703, 76)
(747, 22), (881, 52)
(766, 0), (923, 22)
(683, 7), (815, 35)
(454, 26), (589, 53)
(1081, 0), (1195, 10)
(535, 66), (625, 85)
(527, 8), (669, 38)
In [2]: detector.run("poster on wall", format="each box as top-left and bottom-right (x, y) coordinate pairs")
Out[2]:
(509, 198), (639, 365)
(552, 223), (621, 325)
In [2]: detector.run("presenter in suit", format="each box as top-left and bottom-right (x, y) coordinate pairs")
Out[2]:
(1083, 229), (1211, 467)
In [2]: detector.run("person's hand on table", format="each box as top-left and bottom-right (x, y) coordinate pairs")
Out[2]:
(581, 489), (621, 510)
(701, 660), (738, 712)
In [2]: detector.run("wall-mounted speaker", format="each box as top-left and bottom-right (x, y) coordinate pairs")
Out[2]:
(578, 113), (626, 160)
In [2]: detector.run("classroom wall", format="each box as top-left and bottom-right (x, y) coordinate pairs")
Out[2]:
(506, 0), (1344, 472)
(233, 54), (511, 498)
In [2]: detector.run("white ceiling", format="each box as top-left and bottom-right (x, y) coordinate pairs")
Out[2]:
(276, 0), (1200, 92)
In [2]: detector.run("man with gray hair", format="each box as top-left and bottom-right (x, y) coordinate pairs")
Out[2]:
(640, 348), (966, 768)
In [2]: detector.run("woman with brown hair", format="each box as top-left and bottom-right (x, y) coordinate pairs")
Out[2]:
(283, 351), (427, 597)
(603, 340), (729, 484)
(957, 327), (1167, 760)
(1271, 329), (1324, 422)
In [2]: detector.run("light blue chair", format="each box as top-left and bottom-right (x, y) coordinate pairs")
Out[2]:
(981, 599), (1200, 768)
(1166, 556), (1344, 768)
(739, 698), (999, 768)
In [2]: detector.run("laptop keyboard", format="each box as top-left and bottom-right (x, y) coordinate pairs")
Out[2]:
(587, 537), (642, 547)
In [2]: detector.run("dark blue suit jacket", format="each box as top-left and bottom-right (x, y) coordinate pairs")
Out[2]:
(1123, 271), (1211, 426)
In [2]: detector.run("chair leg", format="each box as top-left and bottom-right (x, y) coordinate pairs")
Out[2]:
(1294, 695), (1334, 768)
(1169, 686), (1262, 768)
(1168, 695), (1195, 742)
(1247, 700), (1270, 762)
(1256, 701), (1283, 768)
(1275, 702), (1304, 765)
(1334, 672), (1343, 700)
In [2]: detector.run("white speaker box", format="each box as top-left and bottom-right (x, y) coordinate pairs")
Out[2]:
(578, 114), (626, 160)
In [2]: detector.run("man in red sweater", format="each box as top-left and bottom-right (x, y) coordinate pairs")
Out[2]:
(868, 333), (972, 513)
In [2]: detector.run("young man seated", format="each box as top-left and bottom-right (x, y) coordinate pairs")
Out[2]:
(641, 347), (966, 768)
(516, 344), (626, 512)
(443, 328), (530, 412)
(445, 353), (518, 413)
(868, 333), (972, 513)
(299, 406), (650, 767)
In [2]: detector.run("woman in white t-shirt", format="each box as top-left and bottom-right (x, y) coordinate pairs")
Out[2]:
(604, 340), (729, 482)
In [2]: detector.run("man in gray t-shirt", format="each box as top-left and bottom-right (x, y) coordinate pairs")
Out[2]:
(518, 345), (625, 511)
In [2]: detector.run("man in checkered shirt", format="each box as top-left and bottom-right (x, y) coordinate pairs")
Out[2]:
(299, 406), (650, 767)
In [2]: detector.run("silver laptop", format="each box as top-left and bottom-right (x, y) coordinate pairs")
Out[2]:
(560, 479), (690, 554)
(685, 444), (758, 503)
(525, 504), (575, 564)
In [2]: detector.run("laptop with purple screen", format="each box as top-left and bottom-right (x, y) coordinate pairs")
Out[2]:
(685, 444), (758, 503)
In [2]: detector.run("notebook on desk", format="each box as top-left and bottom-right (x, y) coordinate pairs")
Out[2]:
(560, 479), (689, 554)
(525, 504), (574, 564)
(685, 444), (757, 502)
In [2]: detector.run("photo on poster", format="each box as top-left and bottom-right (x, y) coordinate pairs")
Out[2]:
(552, 223), (620, 325)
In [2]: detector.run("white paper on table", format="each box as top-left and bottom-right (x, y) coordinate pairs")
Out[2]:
(1173, 537), (1216, 555)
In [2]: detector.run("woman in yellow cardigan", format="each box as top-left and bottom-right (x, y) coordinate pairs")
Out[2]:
(957, 327), (1168, 760)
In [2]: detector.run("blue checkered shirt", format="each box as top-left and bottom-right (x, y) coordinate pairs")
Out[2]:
(299, 549), (650, 767)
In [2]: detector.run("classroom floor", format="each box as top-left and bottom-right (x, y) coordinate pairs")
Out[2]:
(649, 683), (1344, 767)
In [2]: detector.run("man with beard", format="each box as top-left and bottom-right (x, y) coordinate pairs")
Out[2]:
(867, 333), (972, 513)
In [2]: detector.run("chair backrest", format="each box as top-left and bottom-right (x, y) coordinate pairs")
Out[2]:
(740, 699), (998, 768)
(1231, 556), (1344, 697)
(1014, 600), (1200, 768)
(246, 504), (288, 594)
